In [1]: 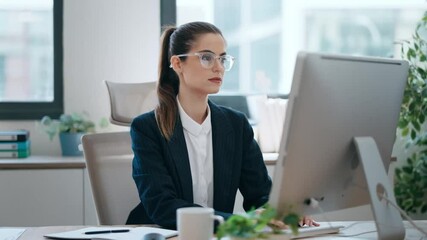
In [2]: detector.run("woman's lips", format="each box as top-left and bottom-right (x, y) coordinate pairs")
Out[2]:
(209, 77), (222, 83)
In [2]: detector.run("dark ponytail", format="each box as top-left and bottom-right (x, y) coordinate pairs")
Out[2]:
(156, 22), (223, 140)
(156, 26), (179, 140)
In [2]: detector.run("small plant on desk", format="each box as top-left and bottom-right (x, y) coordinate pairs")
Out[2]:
(39, 112), (108, 156)
(40, 112), (99, 140)
(216, 204), (299, 240)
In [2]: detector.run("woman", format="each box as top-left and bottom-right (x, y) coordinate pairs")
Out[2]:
(126, 21), (316, 229)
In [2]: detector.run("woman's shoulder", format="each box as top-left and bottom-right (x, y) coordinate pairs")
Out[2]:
(210, 100), (247, 119)
(131, 110), (157, 128)
(209, 101), (250, 128)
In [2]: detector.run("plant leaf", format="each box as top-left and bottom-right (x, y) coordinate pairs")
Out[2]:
(401, 127), (409, 137)
(411, 129), (417, 140)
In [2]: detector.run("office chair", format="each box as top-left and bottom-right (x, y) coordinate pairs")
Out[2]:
(82, 81), (158, 224)
(82, 131), (140, 225)
(105, 80), (158, 126)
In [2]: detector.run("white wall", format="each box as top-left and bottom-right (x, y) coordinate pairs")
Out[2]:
(1, 0), (160, 155)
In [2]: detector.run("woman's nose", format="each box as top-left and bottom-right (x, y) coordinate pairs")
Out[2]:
(212, 58), (224, 72)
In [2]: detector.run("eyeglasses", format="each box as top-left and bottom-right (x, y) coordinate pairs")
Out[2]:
(175, 52), (235, 71)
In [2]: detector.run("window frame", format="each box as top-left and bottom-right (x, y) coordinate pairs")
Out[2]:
(0, 0), (63, 120)
(161, 0), (176, 28)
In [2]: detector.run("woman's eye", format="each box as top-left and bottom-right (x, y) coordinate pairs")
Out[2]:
(201, 54), (213, 62)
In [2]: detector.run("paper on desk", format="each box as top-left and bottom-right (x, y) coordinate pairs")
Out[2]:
(0, 228), (26, 240)
(44, 226), (177, 240)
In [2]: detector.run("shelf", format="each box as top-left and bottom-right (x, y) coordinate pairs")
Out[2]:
(0, 155), (85, 169)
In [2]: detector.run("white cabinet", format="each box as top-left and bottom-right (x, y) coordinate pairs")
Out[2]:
(0, 169), (84, 226)
(0, 156), (100, 227)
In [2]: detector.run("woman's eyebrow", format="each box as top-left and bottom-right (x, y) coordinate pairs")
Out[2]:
(198, 49), (227, 56)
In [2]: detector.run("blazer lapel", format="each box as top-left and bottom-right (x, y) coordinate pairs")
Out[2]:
(209, 101), (235, 208)
(168, 119), (193, 202)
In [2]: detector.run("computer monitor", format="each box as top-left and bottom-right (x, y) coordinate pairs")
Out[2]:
(269, 52), (408, 239)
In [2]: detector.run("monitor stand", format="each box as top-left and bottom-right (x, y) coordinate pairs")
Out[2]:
(353, 137), (405, 240)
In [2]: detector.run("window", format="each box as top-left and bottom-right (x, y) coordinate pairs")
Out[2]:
(0, 0), (63, 120)
(176, 0), (426, 94)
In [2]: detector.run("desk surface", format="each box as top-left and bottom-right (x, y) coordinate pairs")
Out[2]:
(13, 226), (178, 240)
(12, 221), (427, 240)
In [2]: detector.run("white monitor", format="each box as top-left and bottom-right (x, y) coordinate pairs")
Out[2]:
(269, 52), (409, 239)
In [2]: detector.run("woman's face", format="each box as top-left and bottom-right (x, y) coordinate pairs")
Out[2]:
(178, 33), (227, 97)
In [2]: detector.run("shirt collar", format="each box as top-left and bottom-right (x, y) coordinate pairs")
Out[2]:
(177, 97), (211, 136)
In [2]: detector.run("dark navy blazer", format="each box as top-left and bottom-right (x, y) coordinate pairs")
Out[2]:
(126, 101), (272, 229)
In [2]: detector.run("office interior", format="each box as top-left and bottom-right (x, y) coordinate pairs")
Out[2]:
(0, 0), (426, 228)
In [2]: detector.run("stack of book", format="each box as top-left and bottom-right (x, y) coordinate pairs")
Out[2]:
(0, 130), (31, 158)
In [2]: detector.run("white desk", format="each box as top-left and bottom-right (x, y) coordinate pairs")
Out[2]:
(8, 221), (427, 239)
(293, 221), (427, 239)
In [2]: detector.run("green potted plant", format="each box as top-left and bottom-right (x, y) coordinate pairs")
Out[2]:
(394, 11), (427, 215)
(40, 112), (104, 156)
(216, 205), (300, 240)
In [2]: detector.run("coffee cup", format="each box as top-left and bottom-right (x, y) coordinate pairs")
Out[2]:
(177, 207), (224, 240)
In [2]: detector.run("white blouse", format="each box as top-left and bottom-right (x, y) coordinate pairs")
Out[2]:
(177, 98), (213, 208)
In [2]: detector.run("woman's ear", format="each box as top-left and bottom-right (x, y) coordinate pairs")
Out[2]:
(170, 56), (182, 73)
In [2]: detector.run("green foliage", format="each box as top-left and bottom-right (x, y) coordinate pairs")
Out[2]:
(216, 205), (299, 239)
(40, 112), (107, 140)
(395, 151), (427, 214)
(395, 11), (427, 214)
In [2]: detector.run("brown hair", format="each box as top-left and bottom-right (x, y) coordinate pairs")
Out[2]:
(156, 22), (223, 140)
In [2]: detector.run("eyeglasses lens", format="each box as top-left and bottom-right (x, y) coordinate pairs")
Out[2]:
(199, 53), (234, 71)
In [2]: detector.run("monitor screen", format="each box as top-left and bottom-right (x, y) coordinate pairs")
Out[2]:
(269, 52), (408, 223)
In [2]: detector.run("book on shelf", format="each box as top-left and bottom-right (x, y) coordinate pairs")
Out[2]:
(0, 148), (31, 158)
(0, 130), (30, 142)
(0, 140), (30, 151)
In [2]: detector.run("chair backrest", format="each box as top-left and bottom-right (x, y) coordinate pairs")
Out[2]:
(105, 81), (158, 126)
(82, 131), (140, 225)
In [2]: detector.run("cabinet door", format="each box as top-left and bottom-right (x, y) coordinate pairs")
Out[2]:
(84, 169), (98, 225)
(0, 169), (84, 226)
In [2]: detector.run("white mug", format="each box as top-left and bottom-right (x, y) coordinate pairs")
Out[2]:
(177, 207), (224, 240)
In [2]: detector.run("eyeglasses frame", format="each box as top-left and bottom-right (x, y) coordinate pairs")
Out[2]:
(172, 52), (235, 71)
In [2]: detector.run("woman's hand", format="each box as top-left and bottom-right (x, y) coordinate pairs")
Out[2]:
(268, 216), (319, 229)
(255, 208), (319, 229)
(299, 216), (320, 227)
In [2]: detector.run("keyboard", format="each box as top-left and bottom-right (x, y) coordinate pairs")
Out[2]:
(280, 225), (344, 239)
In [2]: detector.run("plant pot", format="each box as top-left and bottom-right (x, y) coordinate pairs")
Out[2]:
(59, 132), (85, 156)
